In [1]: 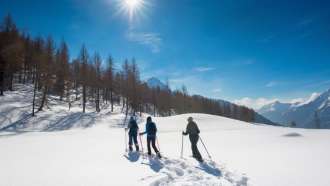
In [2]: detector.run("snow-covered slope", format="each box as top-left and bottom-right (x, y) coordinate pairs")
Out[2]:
(258, 89), (330, 128)
(1, 86), (330, 186)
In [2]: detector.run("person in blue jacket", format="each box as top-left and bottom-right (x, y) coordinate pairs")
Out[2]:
(139, 116), (161, 158)
(126, 116), (139, 152)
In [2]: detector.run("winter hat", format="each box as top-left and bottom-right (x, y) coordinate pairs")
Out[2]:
(187, 117), (193, 122)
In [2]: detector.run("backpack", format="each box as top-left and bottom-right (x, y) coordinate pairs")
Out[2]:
(129, 120), (138, 134)
(147, 122), (157, 136)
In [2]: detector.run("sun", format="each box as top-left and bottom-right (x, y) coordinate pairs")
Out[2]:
(124, 0), (141, 9)
(118, 0), (147, 22)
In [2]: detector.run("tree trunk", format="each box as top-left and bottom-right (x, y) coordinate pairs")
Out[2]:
(38, 86), (48, 111)
(8, 73), (13, 91)
(125, 98), (129, 117)
(23, 66), (27, 84)
(110, 90), (113, 112)
(153, 105), (156, 117)
(74, 81), (78, 101)
(96, 88), (100, 112)
(121, 97), (125, 113)
(0, 71), (4, 96)
(32, 72), (38, 116)
(82, 85), (86, 113)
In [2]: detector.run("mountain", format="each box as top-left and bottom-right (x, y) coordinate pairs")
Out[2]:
(217, 100), (277, 125)
(257, 101), (294, 125)
(258, 89), (330, 128)
(146, 77), (167, 89)
(146, 78), (274, 125)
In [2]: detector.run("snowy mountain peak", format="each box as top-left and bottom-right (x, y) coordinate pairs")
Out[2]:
(258, 101), (290, 114)
(146, 77), (167, 89)
(258, 88), (330, 128)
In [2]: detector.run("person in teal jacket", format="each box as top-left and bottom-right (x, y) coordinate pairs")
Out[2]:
(140, 116), (161, 158)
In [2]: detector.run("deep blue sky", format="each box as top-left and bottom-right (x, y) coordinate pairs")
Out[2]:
(1, 0), (330, 108)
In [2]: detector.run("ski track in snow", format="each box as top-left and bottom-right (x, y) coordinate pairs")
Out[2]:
(127, 152), (249, 186)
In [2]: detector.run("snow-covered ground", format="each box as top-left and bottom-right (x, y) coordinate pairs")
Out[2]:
(1, 85), (330, 186)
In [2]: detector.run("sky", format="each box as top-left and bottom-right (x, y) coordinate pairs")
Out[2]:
(1, 0), (330, 109)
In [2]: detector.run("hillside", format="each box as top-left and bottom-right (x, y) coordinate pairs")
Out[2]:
(1, 86), (330, 186)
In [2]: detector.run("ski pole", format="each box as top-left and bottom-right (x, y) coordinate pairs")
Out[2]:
(138, 132), (144, 154)
(124, 128), (128, 152)
(156, 136), (161, 152)
(180, 133), (184, 158)
(199, 136), (212, 160)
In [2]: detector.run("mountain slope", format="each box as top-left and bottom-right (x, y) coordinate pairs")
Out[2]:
(258, 89), (330, 128)
(258, 101), (293, 125)
(218, 100), (276, 125)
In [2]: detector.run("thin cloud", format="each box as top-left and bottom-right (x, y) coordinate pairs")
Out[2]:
(234, 92), (322, 110)
(241, 59), (256, 65)
(126, 31), (162, 53)
(212, 88), (222, 93)
(266, 81), (278, 88)
(194, 67), (215, 72)
(234, 97), (278, 110)
(169, 74), (223, 98)
(303, 79), (330, 89)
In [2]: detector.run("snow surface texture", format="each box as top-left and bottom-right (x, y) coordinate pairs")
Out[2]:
(1, 85), (330, 186)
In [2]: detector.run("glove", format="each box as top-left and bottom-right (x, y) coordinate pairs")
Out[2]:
(139, 133), (143, 136)
(182, 131), (185, 135)
(125, 128), (128, 131)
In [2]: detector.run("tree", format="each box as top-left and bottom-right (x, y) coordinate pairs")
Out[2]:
(79, 45), (89, 113)
(130, 59), (140, 114)
(31, 37), (44, 116)
(93, 53), (102, 112)
(38, 36), (55, 111)
(0, 41), (4, 95)
(314, 111), (321, 129)
(106, 55), (115, 112)
(71, 59), (80, 101)
(54, 40), (69, 100)
(0, 14), (24, 92)
(182, 85), (188, 113)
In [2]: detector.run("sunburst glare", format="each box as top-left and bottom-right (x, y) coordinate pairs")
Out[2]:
(117, 0), (147, 22)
